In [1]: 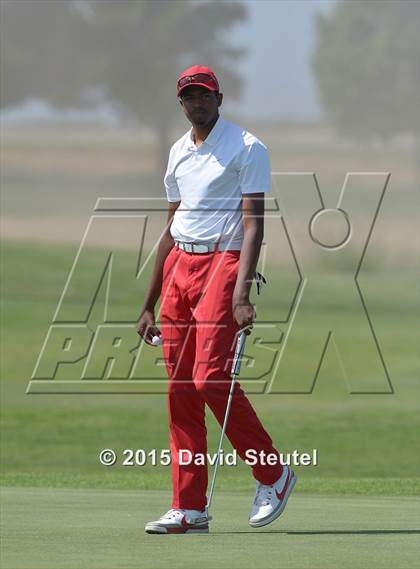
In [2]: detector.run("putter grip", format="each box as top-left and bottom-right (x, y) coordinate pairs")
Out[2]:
(231, 331), (246, 376)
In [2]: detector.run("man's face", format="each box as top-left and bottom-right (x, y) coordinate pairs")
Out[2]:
(179, 86), (223, 128)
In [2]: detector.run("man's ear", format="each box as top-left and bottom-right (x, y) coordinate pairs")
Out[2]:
(178, 97), (184, 107)
(217, 92), (223, 107)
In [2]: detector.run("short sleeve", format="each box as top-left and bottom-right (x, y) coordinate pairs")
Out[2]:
(238, 141), (271, 194)
(164, 148), (181, 202)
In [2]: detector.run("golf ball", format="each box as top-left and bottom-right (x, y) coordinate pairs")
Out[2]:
(151, 335), (162, 346)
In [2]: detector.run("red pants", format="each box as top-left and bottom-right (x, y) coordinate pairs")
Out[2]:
(160, 244), (283, 511)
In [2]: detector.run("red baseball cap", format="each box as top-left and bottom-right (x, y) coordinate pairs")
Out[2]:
(177, 65), (220, 96)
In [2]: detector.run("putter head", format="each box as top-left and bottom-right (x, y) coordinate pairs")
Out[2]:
(204, 505), (213, 521)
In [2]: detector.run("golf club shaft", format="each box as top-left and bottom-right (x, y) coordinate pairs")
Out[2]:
(206, 330), (247, 512)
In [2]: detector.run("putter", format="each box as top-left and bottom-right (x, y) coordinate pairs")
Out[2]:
(206, 271), (267, 516)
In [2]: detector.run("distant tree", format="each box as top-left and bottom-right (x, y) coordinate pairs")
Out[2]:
(83, 0), (247, 167)
(0, 0), (92, 108)
(1, 0), (247, 170)
(311, 0), (418, 140)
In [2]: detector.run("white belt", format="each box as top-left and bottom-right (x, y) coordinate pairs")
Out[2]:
(175, 241), (241, 254)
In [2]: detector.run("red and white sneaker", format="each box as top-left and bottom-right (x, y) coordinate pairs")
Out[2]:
(249, 465), (297, 528)
(145, 508), (211, 534)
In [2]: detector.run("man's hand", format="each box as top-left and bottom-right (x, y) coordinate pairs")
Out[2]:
(137, 309), (162, 346)
(232, 296), (256, 336)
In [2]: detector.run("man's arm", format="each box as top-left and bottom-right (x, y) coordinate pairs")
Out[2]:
(137, 200), (180, 344)
(232, 193), (265, 335)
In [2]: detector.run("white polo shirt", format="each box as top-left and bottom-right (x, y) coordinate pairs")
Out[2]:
(164, 115), (271, 249)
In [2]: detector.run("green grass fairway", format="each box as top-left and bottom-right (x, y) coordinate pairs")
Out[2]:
(1, 241), (419, 491)
(1, 131), (419, 569)
(1, 488), (419, 569)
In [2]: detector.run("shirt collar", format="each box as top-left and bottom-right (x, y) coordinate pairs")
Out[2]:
(188, 115), (225, 150)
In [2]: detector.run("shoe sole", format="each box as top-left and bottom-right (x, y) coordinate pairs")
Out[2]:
(249, 472), (297, 528)
(145, 524), (209, 535)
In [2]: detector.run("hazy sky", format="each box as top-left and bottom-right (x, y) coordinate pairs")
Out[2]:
(227, 0), (336, 120)
(2, 0), (336, 124)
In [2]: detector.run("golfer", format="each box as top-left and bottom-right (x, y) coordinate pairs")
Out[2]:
(137, 65), (296, 534)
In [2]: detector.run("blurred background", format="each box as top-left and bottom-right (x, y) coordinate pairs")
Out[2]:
(1, 0), (418, 497)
